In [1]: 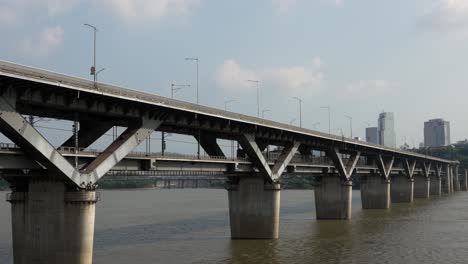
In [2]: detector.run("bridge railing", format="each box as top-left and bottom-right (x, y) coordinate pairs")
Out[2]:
(2, 142), (368, 166)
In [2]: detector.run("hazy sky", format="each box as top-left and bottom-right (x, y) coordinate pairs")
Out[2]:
(0, 0), (467, 151)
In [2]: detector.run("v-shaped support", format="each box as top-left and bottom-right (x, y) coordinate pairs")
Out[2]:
(238, 134), (300, 182)
(403, 159), (417, 179)
(422, 162), (432, 178)
(271, 141), (300, 181)
(327, 148), (361, 181)
(376, 155), (394, 180)
(82, 117), (163, 182)
(0, 95), (164, 188)
(435, 163), (443, 179)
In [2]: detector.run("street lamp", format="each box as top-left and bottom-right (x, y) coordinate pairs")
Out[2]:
(171, 83), (191, 99)
(345, 115), (353, 138)
(83, 23), (98, 85)
(320, 106), (331, 134)
(224, 98), (236, 111)
(247, 80), (260, 117)
(184, 58), (199, 104)
(262, 109), (270, 118)
(95, 68), (105, 82)
(184, 57), (200, 158)
(293, 97), (302, 128)
(224, 98), (236, 158)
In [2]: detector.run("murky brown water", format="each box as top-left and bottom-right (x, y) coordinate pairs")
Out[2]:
(1, 189), (468, 263)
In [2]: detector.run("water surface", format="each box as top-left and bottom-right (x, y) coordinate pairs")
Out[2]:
(1, 189), (468, 263)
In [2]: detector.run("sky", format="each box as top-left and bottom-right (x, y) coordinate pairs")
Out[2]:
(0, 0), (467, 153)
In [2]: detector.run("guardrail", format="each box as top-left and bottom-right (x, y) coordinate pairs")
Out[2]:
(1, 142), (369, 165)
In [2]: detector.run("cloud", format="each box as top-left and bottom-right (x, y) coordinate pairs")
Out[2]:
(21, 26), (64, 57)
(214, 60), (259, 92)
(271, 0), (343, 13)
(417, 0), (468, 32)
(346, 80), (398, 95)
(214, 58), (324, 95)
(0, 0), (81, 24)
(271, 0), (299, 13)
(100, 0), (200, 23)
(0, 6), (17, 24)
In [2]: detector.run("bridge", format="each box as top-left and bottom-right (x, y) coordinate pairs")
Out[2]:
(0, 60), (463, 264)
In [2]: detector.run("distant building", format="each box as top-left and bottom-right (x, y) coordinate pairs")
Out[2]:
(424, 119), (450, 147)
(365, 127), (378, 144)
(378, 112), (396, 148)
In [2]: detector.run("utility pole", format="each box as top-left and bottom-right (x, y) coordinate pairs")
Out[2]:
(321, 106), (331, 134)
(293, 97), (302, 128)
(247, 80), (260, 118)
(345, 115), (353, 138)
(185, 57), (201, 158)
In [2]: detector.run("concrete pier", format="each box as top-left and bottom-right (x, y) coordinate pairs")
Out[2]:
(429, 175), (442, 196)
(227, 177), (280, 239)
(413, 175), (430, 199)
(8, 181), (97, 264)
(442, 168), (451, 194)
(314, 176), (352, 219)
(462, 170), (468, 191)
(360, 175), (390, 209)
(390, 175), (414, 203)
(453, 166), (460, 191)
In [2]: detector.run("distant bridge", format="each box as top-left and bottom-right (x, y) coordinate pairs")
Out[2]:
(0, 60), (463, 264)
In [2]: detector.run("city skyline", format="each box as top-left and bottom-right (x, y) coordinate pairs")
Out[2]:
(0, 0), (467, 148)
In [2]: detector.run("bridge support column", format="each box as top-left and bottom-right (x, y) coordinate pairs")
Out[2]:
(462, 170), (468, 191)
(443, 166), (451, 194)
(413, 175), (430, 199)
(226, 177), (280, 239)
(360, 175), (390, 209)
(8, 181), (97, 264)
(390, 175), (414, 203)
(453, 166), (460, 191)
(429, 175), (441, 196)
(314, 176), (352, 219)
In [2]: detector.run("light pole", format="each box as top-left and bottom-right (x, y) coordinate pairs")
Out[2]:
(320, 106), (331, 134)
(84, 23), (98, 85)
(293, 97), (302, 128)
(184, 58), (199, 104)
(345, 115), (353, 138)
(185, 57), (200, 158)
(262, 109), (270, 118)
(95, 68), (105, 82)
(225, 98), (236, 158)
(247, 80), (260, 117)
(171, 83), (191, 99)
(163, 83), (191, 156)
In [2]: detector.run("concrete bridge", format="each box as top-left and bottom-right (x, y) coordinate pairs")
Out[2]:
(0, 60), (463, 264)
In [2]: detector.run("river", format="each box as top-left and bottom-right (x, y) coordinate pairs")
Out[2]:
(1, 189), (468, 263)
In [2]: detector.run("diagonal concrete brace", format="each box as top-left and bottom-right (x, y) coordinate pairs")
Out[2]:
(327, 148), (361, 181)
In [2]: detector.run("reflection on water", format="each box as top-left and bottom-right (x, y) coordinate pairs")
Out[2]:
(1, 189), (468, 264)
